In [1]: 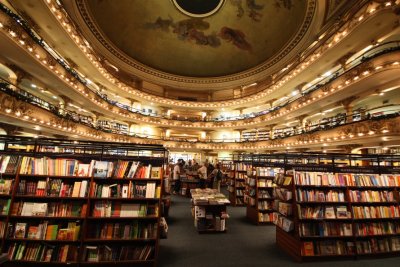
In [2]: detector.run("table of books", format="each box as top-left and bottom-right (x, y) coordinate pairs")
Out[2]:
(190, 189), (230, 233)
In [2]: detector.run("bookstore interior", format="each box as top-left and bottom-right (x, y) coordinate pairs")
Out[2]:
(0, 0), (400, 266)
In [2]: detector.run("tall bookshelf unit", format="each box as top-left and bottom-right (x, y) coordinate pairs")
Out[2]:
(263, 153), (400, 262)
(228, 161), (251, 207)
(245, 167), (282, 225)
(0, 136), (167, 267)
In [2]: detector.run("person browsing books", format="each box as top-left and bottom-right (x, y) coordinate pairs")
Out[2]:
(173, 161), (183, 195)
(197, 162), (207, 189)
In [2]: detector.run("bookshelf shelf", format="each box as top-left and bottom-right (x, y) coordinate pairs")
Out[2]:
(86, 216), (159, 220)
(89, 197), (159, 201)
(19, 175), (91, 180)
(84, 238), (157, 243)
(14, 195), (88, 200)
(244, 167), (281, 225)
(9, 216), (84, 220)
(6, 238), (81, 243)
(0, 136), (167, 267)
(228, 162), (251, 207)
(93, 178), (161, 182)
(263, 152), (400, 262)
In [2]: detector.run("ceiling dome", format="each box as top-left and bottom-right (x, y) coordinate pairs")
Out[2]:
(75, 0), (315, 86)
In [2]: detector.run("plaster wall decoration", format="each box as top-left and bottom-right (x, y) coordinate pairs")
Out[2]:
(76, 0), (314, 79)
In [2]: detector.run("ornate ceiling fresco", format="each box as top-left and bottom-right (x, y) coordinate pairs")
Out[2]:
(77, 0), (313, 79)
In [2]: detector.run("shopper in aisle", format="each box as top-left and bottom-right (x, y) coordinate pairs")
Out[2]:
(173, 161), (183, 194)
(197, 162), (207, 189)
(209, 163), (223, 191)
(205, 160), (215, 188)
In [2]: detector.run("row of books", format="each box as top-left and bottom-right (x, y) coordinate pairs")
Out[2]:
(258, 179), (274, 187)
(294, 172), (346, 186)
(11, 221), (80, 241)
(350, 174), (400, 187)
(8, 242), (78, 262)
(83, 245), (154, 262)
(294, 171), (400, 187)
(17, 179), (88, 198)
(18, 156), (163, 179)
(92, 201), (157, 218)
(233, 163), (251, 171)
(274, 188), (292, 201)
(349, 190), (395, 203)
(254, 167), (281, 177)
(277, 202), (292, 216)
(258, 200), (273, 210)
(236, 182), (246, 187)
(356, 238), (400, 253)
(234, 173), (247, 179)
(0, 178), (13, 194)
(273, 213), (294, 232)
(274, 174), (292, 186)
(352, 205), (400, 219)
(296, 189), (345, 202)
(90, 222), (157, 240)
(245, 177), (256, 186)
(236, 189), (244, 196)
(299, 222), (353, 237)
(302, 240), (355, 256)
(355, 222), (400, 236)
(12, 201), (86, 217)
(0, 155), (20, 174)
(258, 212), (274, 222)
(92, 182), (160, 199)
(297, 205), (349, 219)
(303, 238), (400, 256)
(258, 189), (272, 198)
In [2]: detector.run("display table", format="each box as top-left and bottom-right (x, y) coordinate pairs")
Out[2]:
(190, 189), (230, 233)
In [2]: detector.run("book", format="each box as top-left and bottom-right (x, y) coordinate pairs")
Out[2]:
(14, 223), (27, 238)
(150, 167), (162, 179)
(77, 164), (90, 177)
(336, 206), (348, 218)
(302, 241), (314, 256)
(325, 206), (336, 219)
(93, 161), (109, 178)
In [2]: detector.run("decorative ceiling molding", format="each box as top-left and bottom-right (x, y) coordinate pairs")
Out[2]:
(74, 0), (317, 87)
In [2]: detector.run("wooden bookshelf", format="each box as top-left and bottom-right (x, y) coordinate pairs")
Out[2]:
(245, 167), (282, 225)
(228, 163), (251, 207)
(274, 166), (400, 261)
(0, 136), (167, 267)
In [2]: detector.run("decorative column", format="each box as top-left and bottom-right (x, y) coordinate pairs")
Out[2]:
(340, 96), (358, 123)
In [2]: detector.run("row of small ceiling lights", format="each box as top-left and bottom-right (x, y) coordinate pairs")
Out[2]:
(0, 99), (392, 150)
(4, 16), (398, 130)
(44, 0), (392, 108)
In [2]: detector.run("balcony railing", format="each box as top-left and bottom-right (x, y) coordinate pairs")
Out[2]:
(1, 3), (400, 123)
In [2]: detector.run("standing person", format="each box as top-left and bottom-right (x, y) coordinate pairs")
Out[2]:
(205, 160), (215, 188)
(197, 162), (207, 189)
(173, 161), (182, 195)
(209, 163), (223, 192)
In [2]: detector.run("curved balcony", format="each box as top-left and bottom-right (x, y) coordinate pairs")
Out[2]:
(43, 0), (397, 107)
(0, 2), (399, 129)
(0, 83), (399, 153)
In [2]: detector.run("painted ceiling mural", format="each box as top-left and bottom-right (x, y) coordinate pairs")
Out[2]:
(84, 0), (308, 77)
